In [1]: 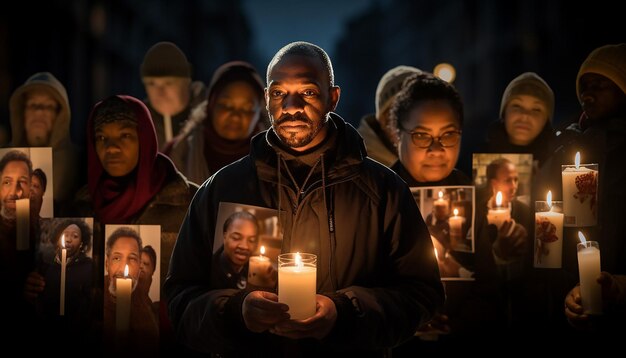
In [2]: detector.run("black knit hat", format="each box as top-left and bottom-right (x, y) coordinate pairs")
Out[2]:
(140, 42), (191, 78)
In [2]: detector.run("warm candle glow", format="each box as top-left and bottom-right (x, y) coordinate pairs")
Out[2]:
(438, 190), (444, 200)
(295, 252), (302, 268)
(575, 151), (580, 169)
(260, 246), (266, 256)
(578, 231), (587, 244)
(123, 264), (129, 278)
(496, 191), (503, 207)
(61, 234), (65, 248)
(547, 191), (553, 208)
(453, 208), (459, 217)
(434, 248), (439, 261)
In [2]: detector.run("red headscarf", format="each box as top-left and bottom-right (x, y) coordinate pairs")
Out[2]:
(87, 95), (176, 223)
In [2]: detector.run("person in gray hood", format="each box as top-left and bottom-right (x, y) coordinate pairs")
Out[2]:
(9, 72), (80, 213)
(165, 41), (443, 356)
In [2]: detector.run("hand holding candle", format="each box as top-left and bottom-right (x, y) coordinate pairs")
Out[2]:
(433, 190), (449, 220)
(562, 152), (598, 227)
(248, 246), (275, 288)
(278, 252), (316, 320)
(116, 264), (132, 333)
(576, 232), (602, 314)
(534, 190), (564, 268)
(60, 234), (67, 316)
(487, 191), (511, 230)
(448, 208), (464, 250)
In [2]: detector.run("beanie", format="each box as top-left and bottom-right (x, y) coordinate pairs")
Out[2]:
(576, 43), (626, 98)
(375, 65), (422, 120)
(499, 72), (554, 122)
(140, 42), (191, 78)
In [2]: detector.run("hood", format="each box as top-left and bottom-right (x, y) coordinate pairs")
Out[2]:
(251, 113), (367, 184)
(9, 72), (71, 147)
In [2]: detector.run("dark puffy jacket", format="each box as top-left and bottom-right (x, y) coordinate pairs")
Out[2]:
(165, 113), (444, 356)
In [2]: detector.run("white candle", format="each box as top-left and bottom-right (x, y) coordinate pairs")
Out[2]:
(534, 191), (564, 268)
(448, 208), (464, 249)
(248, 246), (273, 287)
(16, 198), (29, 250)
(278, 253), (316, 320)
(576, 232), (602, 315)
(116, 264), (132, 333)
(60, 235), (67, 316)
(487, 191), (510, 230)
(562, 152), (598, 227)
(433, 190), (449, 219)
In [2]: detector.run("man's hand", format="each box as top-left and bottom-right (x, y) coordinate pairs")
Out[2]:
(24, 271), (45, 303)
(271, 294), (337, 340)
(242, 291), (290, 333)
(415, 313), (451, 336)
(564, 284), (589, 329)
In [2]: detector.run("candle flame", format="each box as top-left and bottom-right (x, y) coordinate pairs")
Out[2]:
(547, 190), (552, 208)
(434, 248), (439, 261)
(124, 264), (129, 278)
(260, 246), (266, 256)
(438, 191), (443, 199)
(295, 252), (303, 268)
(575, 151), (580, 169)
(578, 231), (587, 244)
(496, 191), (503, 207)
(453, 208), (459, 217)
(61, 234), (65, 249)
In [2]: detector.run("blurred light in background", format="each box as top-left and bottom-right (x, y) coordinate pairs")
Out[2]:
(434, 63), (456, 83)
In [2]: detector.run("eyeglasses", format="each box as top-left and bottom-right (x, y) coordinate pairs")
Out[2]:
(25, 103), (58, 113)
(400, 127), (462, 148)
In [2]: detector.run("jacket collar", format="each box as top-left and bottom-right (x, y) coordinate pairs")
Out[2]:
(251, 113), (366, 184)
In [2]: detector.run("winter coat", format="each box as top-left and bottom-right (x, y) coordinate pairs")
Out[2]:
(145, 80), (206, 175)
(165, 113), (444, 356)
(357, 113), (398, 167)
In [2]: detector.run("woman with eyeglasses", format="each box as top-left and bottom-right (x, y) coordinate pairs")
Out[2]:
(388, 72), (470, 186)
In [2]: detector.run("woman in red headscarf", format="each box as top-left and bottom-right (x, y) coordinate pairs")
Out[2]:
(69, 95), (197, 353)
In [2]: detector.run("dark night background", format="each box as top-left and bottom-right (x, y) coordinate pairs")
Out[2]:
(1, 0), (623, 175)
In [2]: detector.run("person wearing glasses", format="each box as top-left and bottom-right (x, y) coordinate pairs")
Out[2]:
(9, 72), (80, 212)
(388, 72), (470, 186)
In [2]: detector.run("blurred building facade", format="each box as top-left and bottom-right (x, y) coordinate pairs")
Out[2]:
(0, 0), (258, 147)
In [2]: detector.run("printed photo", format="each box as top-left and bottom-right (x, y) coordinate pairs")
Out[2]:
(103, 224), (160, 347)
(411, 186), (475, 281)
(0, 147), (54, 218)
(34, 217), (94, 320)
(213, 202), (281, 290)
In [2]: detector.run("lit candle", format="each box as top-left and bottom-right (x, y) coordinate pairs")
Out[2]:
(278, 252), (317, 320)
(433, 190), (450, 220)
(60, 234), (67, 316)
(448, 208), (465, 250)
(116, 264), (132, 333)
(248, 246), (273, 287)
(16, 198), (29, 250)
(487, 191), (511, 230)
(534, 191), (564, 268)
(576, 232), (602, 315)
(562, 152), (598, 227)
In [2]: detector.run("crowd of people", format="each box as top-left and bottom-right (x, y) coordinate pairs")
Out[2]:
(0, 40), (624, 355)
